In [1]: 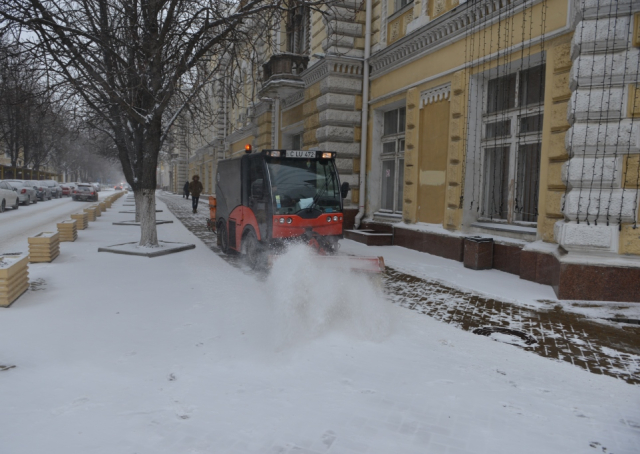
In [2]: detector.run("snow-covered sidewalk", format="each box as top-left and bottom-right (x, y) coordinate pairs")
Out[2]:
(0, 194), (638, 454)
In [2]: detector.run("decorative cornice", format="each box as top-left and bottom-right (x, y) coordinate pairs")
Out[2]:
(370, 0), (543, 79)
(300, 55), (363, 86)
(420, 83), (451, 107)
(252, 100), (272, 118)
(225, 124), (254, 145)
(281, 90), (305, 109)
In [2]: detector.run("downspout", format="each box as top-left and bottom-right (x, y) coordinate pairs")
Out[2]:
(274, 98), (280, 149)
(354, 0), (372, 229)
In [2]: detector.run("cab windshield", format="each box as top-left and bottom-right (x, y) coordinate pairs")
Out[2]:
(267, 158), (341, 215)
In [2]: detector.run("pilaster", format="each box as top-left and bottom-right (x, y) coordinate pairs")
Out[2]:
(403, 87), (420, 223)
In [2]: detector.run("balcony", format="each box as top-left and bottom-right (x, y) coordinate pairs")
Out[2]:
(260, 53), (309, 99)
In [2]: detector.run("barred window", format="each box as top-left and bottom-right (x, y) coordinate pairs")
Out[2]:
(482, 65), (545, 224)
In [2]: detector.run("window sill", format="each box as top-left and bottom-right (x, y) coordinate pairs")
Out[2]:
(471, 221), (537, 236)
(373, 211), (403, 222)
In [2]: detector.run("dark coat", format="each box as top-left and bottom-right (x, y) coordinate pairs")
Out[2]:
(189, 177), (203, 197)
(183, 181), (190, 193)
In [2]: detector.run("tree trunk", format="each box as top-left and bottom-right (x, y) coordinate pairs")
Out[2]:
(134, 190), (143, 223)
(138, 189), (158, 247)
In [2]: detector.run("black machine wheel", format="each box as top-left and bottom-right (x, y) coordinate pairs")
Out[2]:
(0, 199), (5, 213)
(12, 197), (19, 209)
(217, 220), (229, 253)
(243, 228), (266, 270)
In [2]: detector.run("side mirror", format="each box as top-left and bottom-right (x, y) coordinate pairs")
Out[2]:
(340, 181), (350, 199)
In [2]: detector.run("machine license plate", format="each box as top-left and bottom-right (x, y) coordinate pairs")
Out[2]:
(286, 150), (316, 158)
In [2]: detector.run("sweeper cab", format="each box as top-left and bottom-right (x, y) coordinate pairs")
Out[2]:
(208, 146), (384, 272)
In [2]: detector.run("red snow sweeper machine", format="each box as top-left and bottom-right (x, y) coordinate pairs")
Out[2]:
(207, 145), (384, 272)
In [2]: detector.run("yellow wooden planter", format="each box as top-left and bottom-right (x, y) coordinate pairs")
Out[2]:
(57, 219), (78, 242)
(83, 206), (97, 221)
(92, 204), (102, 216)
(28, 232), (60, 263)
(71, 212), (89, 230)
(104, 199), (112, 208)
(0, 253), (29, 307)
(98, 201), (107, 212)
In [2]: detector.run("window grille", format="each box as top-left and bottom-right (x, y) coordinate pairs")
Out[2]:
(481, 64), (545, 224)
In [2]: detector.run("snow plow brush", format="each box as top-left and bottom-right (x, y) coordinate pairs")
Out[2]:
(306, 255), (386, 273)
(267, 253), (385, 274)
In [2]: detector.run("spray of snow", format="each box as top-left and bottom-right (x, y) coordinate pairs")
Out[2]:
(267, 245), (394, 348)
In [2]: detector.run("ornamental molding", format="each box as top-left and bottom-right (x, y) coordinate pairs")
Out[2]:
(380, 0), (388, 46)
(420, 83), (451, 107)
(370, 0), (543, 79)
(281, 90), (305, 109)
(300, 55), (363, 86)
(225, 123), (254, 145)
(252, 100), (272, 118)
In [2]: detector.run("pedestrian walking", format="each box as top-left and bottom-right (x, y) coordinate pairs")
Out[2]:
(189, 175), (203, 214)
(183, 181), (190, 199)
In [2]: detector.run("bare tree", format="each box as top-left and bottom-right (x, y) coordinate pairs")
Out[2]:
(0, 0), (343, 247)
(0, 42), (38, 174)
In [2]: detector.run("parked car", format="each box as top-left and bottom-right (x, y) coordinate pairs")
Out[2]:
(72, 183), (99, 202)
(42, 180), (62, 198)
(91, 182), (101, 192)
(2, 180), (37, 205)
(0, 180), (20, 212)
(59, 183), (72, 197)
(27, 180), (52, 201)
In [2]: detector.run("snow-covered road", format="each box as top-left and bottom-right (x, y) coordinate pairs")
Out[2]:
(0, 191), (108, 252)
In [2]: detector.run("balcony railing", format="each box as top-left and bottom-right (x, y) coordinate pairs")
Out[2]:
(262, 53), (309, 83)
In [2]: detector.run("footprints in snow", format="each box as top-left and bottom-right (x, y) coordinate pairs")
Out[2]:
(340, 378), (377, 395)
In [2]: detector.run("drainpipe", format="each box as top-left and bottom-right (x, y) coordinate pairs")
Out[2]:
(354, 0), (372, 229)
(273, 98), (280, 149)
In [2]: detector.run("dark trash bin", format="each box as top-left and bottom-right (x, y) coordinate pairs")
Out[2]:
(464, 236), (494, 270)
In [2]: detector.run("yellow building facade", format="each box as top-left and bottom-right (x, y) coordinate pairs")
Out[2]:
(174, 0), (640, 301)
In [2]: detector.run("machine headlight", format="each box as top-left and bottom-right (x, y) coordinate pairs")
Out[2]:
(333, 216), (338, 222)
(326, 216), (331, 222)
(286, 218), (292, 224)
(279, 218), (285, 224)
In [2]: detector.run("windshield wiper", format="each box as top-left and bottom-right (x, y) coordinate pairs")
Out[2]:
(307, 185), (327, 213)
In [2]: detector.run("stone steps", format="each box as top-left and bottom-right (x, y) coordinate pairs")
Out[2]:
(344, 229), (393, 246)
